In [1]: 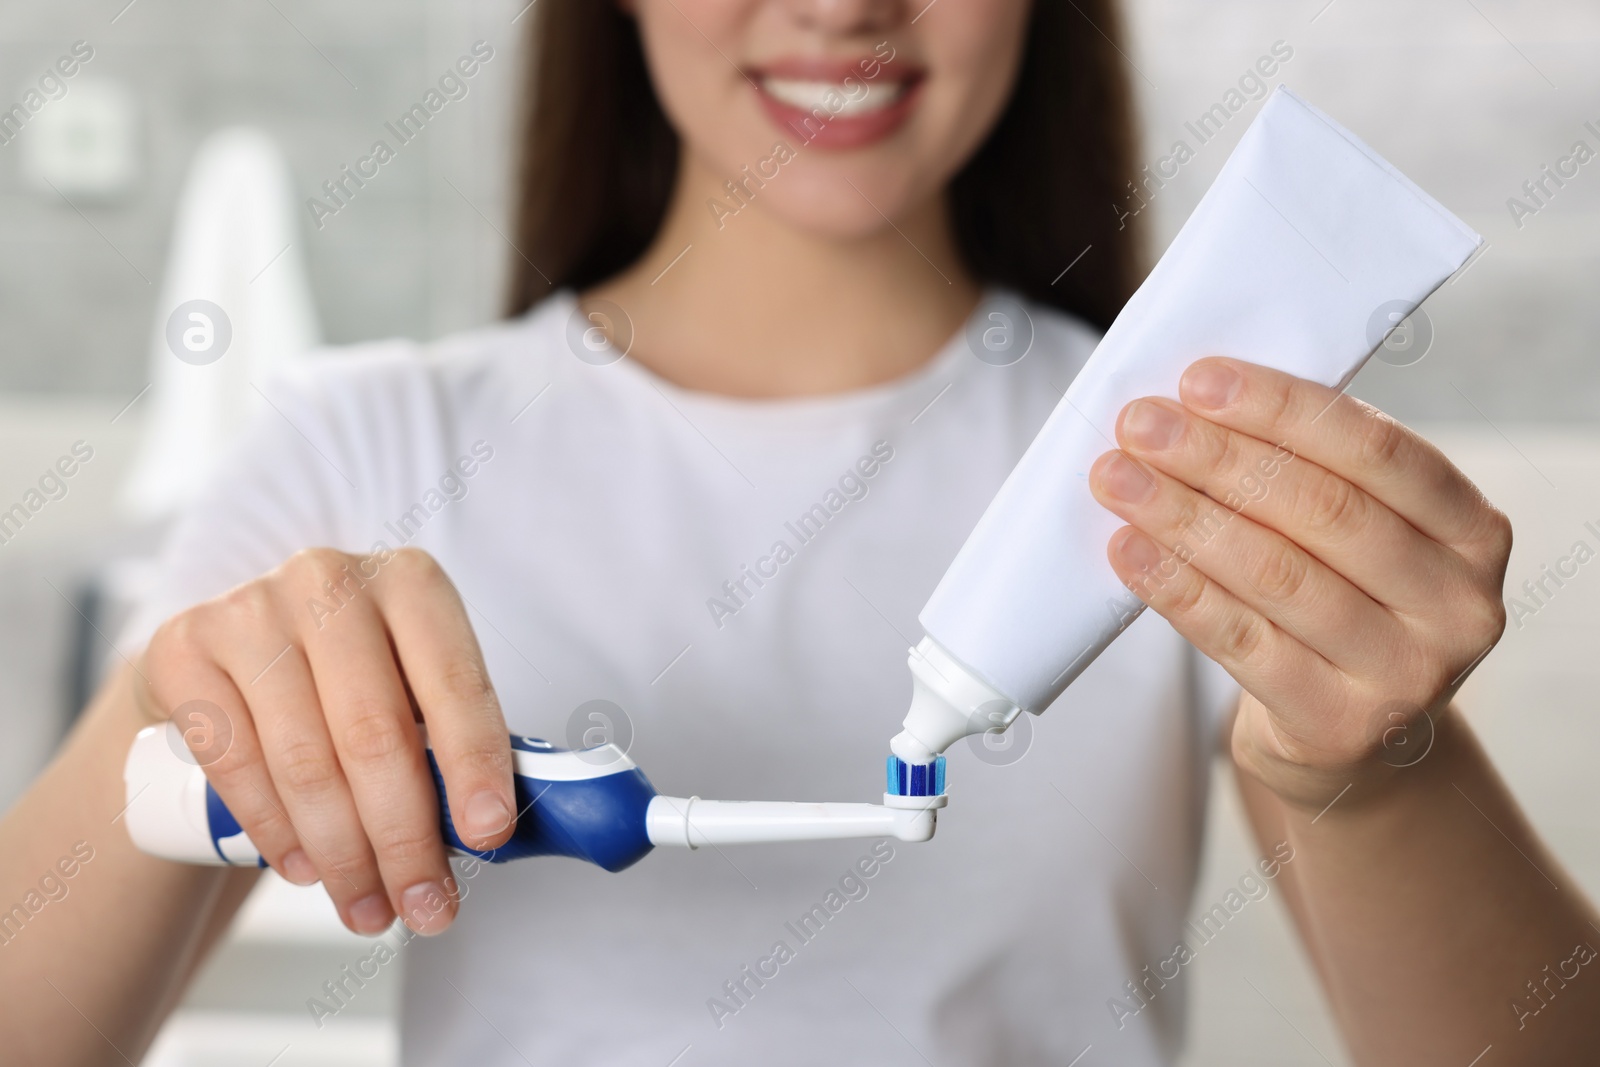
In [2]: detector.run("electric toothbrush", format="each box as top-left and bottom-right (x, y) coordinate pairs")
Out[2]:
(123, 724), (946, 872)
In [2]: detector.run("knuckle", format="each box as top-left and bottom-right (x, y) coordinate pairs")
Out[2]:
(389, 546), (442, 582)
(339, 707), (411, 767)
(1260, 376), (1298, 436)
(1353, 411), (1407, 471)
(150, 607), (209, 662)
(438, 659), (498, 711)
(1213, 427), (1248, 481)
(1465, 594), (1507, 649)
(1302, 472), (1363, 537)
(199, 722), (255, 778)
(284, 546), (352, 588)
(1477, 504), (1514, 560)
(144, 611), (219, 708)
(1163, 566), (1207, 616)
(274, 738), (344, 796)
(1482, 585), (1509, 635)
(372, 819), (444, 868)
(322, 853), (383, 897)
(238, 802), (296, 847)
(1249, 541), (1310, 604)
(1174, 493), (1222, 545)
(1218, 611), (1268, 665)
(218, 580), (278, 628)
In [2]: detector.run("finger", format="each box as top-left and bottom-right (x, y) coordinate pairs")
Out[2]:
(219, 636), (394, 935)
(1177, 358), (1506, 555)
(142, 612), (312, 885)
(1116, 397), (1465, 615)
(371, 549), (515, 851)
(1106, 524), (1345, 732)
(1090, 449), (1397, 669)
(299, 579), (460, 937)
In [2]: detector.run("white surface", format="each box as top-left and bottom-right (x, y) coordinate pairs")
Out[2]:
(143, 1011), (395, 1067)
(922, 87), (1481, 713)
(230, 874), (374, 946)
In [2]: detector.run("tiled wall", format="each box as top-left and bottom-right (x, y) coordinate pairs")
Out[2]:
(1126, 0), (1600, 426)
(1, 2), (1596, 736)
(3, 1), (1598, 419)
(0, 0), (523, 394)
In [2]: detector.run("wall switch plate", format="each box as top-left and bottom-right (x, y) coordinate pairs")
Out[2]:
(22, 79), (140, 200)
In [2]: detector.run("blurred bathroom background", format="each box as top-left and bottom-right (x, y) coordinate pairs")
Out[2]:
(1, 1), (1596, 1063)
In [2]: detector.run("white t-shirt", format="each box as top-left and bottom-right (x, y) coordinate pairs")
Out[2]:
(123, 290), (1234, 1066)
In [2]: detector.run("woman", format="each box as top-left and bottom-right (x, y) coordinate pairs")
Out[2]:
(3, 1), (1596, 1064)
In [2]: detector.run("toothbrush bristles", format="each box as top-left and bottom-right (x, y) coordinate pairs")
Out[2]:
(885, 754), (946, 797)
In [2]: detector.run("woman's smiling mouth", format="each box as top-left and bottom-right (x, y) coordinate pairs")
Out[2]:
(750, 55), (924, 149)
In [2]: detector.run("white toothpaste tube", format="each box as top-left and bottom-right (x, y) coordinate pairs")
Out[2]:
(890, 86), (1483, 763)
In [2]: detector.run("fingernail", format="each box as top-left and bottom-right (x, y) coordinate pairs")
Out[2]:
(1099, 453), (1156, 504)
(463, 790), (512, 841)
(1113, 528), (1162, 572)
(347, 893), (393, 935)
(279, 848), (319, 886)
(401, 881), (453, 936)
(1122, 400), (1183, 450)
(1182, 362), (1242, 409)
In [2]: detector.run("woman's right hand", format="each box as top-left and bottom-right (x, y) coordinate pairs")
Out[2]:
(136, 546), (517, 936)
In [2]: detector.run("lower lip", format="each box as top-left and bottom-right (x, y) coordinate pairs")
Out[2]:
(753, 79), (922, 150)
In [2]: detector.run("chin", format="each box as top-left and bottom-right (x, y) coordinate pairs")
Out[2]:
(763, 175), (926, 240)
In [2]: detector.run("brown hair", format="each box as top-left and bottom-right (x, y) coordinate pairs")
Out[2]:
(507, 2), (1143, 332)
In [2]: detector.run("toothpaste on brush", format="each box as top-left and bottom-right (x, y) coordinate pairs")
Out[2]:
(889, 86), (1483, 766)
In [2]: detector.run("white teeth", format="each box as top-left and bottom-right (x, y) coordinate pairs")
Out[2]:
(760, 76), (905, 116)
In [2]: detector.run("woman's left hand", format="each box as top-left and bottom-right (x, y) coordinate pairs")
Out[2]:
(1088, 357), (1513, 809)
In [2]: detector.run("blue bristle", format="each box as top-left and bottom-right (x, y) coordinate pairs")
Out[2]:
(886, 753), (947, 797)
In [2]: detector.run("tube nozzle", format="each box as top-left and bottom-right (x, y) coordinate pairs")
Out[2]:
(890, 635), (1022, 762)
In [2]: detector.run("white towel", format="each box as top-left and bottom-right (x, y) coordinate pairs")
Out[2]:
(120, 128), (320, 522)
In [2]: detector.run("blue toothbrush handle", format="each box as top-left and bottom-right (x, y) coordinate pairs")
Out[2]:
(427, 746), (658, 871)
(124, 725), (661, 873)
